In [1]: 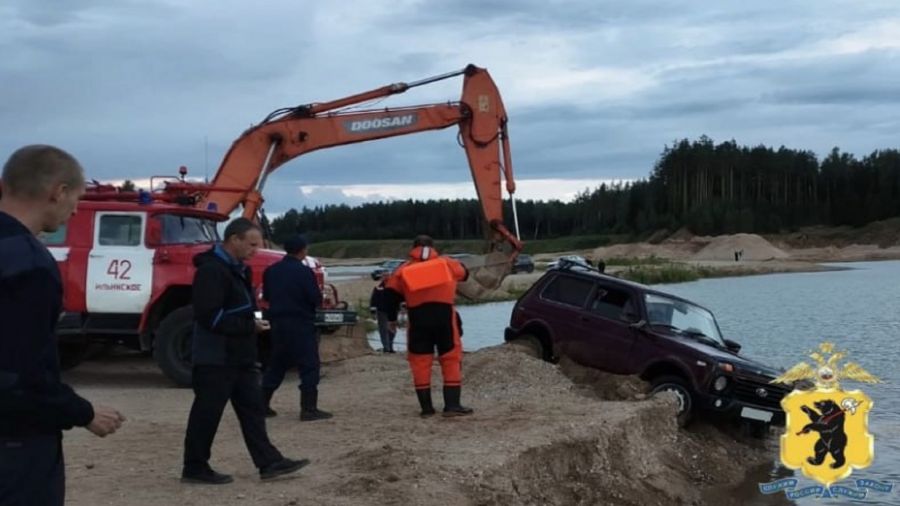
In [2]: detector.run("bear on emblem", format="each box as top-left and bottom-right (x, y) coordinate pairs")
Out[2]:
(798, 399), (848, 469)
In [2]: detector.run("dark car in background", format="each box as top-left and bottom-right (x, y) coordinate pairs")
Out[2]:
(504, 260), (791, 432)
(370, 259), (404, 280)
(512, 254), (534, 274)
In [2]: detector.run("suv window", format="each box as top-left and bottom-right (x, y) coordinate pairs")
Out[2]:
(590, 285), (633, 321)
(645, 293), (725, 345)
(541, 275), (594, 307)
(40, 224), (67, 246)
(99, 215), (142, 246)
(158, 214), (219, 244)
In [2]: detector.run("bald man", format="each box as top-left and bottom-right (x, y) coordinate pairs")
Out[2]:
(0, 145), (125, 506)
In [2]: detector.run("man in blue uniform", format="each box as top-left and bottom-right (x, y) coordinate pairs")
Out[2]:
(0, 145), (125, 506)
(261, 235), (333, 421)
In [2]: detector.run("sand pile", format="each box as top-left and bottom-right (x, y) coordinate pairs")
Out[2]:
(592, 241), (699, 262)
(319, 321), (375, 363)
(692, 233), (790, 261)
(666, 227), (695, 242)
(62, 344), (781, 506)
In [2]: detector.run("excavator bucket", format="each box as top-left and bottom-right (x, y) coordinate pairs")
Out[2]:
(455, 251), (515, 300)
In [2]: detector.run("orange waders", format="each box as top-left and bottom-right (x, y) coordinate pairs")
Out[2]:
(385, 246), (473, 417)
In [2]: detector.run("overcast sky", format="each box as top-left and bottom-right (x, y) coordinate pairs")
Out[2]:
(3, 1), (900, 213)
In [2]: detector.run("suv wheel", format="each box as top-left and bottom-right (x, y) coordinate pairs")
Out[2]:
(509, 334), (544, 360)
(154, 306), (194, 387)
(650, 375), (693, 427)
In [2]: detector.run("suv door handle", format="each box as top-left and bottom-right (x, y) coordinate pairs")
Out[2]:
(89, 253), (103, 258)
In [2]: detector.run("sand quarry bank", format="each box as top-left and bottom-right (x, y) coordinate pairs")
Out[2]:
(327, 229), (900, 305)
(61, 326), (789, 506)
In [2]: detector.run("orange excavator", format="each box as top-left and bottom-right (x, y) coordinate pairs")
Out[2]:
(166, 63), (523, 297)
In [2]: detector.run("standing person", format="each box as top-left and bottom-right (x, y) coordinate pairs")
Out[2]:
(369, 274), (396, 353)
(182, 218), (308, 484)
(384, 235), (473, 417)
(0, 145), (126, 506)
(260, 235), (333, 422)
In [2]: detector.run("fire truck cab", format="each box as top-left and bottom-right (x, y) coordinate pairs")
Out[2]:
(46, 185), (356, 386)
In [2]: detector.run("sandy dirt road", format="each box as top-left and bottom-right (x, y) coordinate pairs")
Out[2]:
(59, 343), (789, 506)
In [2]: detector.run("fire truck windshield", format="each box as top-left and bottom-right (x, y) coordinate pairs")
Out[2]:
(158, 214), (220, 245)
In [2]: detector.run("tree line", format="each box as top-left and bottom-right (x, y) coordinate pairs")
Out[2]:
(268, 136), (900, 244)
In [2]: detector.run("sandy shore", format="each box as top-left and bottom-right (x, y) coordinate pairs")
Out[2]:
(60, 339), (788, 506)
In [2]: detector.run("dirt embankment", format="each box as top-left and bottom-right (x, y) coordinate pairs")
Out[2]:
(581, 230), (900, 282)
(61, 338), (787, 506)
(327, 226), (900, 311)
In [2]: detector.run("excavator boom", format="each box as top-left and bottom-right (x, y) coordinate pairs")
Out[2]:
(192, 64), (521, 296)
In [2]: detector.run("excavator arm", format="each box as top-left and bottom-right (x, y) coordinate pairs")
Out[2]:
(182, 64), (522, 295)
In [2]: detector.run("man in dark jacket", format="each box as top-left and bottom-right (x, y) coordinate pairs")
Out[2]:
(0, 145), (125, 506)
(261, 235), (332, 421)
(369, 275), (396, 353)
(182, 218), (309, 484)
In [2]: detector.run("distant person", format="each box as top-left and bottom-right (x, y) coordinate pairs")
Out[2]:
(384, 235), (473, 417)
(370, 274), (397, 353)
(589, 255), (606, 273)
(261, 235), (332, 422)
(183, 218), (308, 484)
(0, 145), (125, 506)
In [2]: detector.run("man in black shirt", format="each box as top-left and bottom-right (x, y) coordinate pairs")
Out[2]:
(182, 218), (309, 484)
(0, 145), (125, 506)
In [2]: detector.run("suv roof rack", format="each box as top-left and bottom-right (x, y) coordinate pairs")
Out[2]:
(555, 257), (606, 274)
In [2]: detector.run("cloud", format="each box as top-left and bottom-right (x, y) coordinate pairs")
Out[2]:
(3, 0), (900, 213)
(290, 178), (627, 210)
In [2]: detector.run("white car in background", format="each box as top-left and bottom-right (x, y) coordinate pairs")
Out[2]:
(547, 255), (591, 269)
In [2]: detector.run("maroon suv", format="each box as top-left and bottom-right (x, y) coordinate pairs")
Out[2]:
(504, 260), (791, 429)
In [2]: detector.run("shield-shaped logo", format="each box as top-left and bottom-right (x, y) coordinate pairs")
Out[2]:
(781, 388), (874, 486)
(773, 342), (880, 487)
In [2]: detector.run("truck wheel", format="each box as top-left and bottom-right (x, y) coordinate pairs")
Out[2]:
(650, 375), (693, 427)
(509, 334), (544, 360)
(319, 325), (339, 335)
(154, 306), (194, 387)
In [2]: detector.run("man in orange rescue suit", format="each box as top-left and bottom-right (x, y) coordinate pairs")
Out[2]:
(384, 235), (473, 417)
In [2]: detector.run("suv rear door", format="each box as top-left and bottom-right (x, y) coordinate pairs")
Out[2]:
(537, 273), (596, 360)
(578, 281), (641, 374)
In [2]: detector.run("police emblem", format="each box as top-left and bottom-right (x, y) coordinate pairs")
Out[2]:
(771, 342), (880, 486)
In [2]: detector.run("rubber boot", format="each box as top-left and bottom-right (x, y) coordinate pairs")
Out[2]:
(300, 389), (333, 422)
(416, 388), (436, 417)
(262, 388), (277, 418)
(442, 386), (473, 417)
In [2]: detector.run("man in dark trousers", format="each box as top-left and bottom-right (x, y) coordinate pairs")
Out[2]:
(261, 235), (333, 421)
(369, 274), (396, 353)
(182, 218), (308, 484)
(0, 145), (125, 506)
